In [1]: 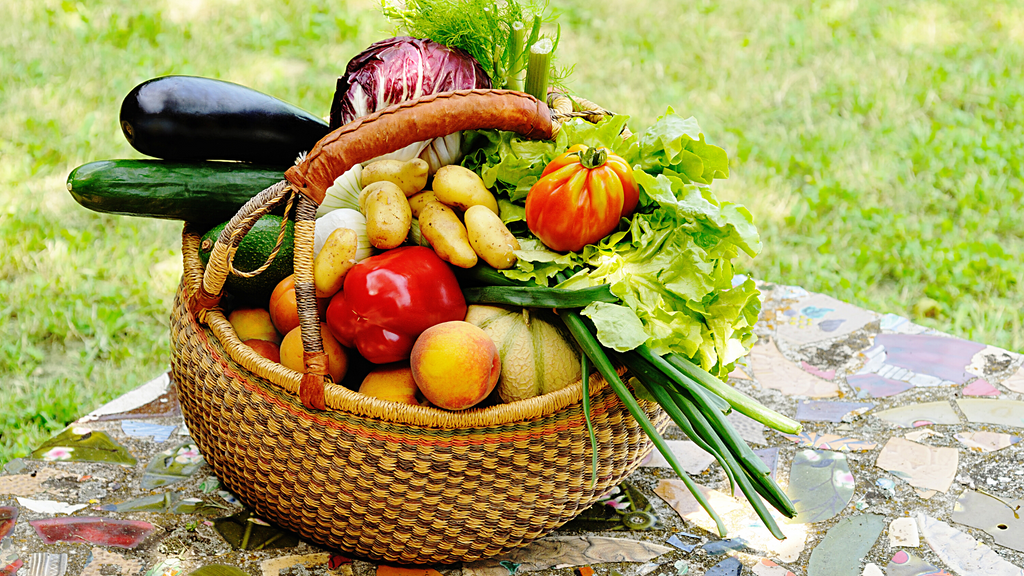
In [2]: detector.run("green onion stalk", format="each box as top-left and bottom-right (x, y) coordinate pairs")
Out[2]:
(462, 268), (799, 538)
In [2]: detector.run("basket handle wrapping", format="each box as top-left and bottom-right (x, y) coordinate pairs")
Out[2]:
(285, 88), (553, 204)
(196, 89), (554, 410)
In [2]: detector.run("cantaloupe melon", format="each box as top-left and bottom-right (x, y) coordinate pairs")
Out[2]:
(464, 304), (582, 403)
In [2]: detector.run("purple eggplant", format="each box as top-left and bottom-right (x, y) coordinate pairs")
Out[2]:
(120, 75), (330, 166)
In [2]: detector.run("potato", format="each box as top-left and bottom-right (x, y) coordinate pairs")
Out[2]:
(364, 183), (412, 250)
(361, 158), (429, 197)
(432, 165), (499, 215)
(464, 205), (520, 270)
(358, 181), (402, 212)
(407, 190), (438, 218)
(314, 228), (359, 298)
(418, 201), (478, 269)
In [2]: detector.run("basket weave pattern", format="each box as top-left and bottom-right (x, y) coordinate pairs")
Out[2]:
(172, 228), (668, 564)
(170, 90), (670, 564)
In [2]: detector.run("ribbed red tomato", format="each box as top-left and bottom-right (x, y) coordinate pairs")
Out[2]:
(525, 144), (639, 253)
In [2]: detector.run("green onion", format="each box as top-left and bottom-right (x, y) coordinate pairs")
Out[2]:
(637, 346), (770, 476)
(560, 308), (729, 537)
(662, 385), (788, 539)
(666, 353), (801, 435)
(462, 284), (617, 308)
(580, 353), (598, 488)
(618, 352), (739, 494)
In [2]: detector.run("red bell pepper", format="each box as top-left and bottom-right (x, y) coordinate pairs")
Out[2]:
(325, 246), (467, 364)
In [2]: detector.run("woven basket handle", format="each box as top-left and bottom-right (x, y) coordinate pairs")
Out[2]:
(198, 89), (554, 411)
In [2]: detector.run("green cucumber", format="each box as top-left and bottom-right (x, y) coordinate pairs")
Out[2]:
(67, 159), (285, 225)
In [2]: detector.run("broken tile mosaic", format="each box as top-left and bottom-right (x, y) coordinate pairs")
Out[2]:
(186, 566), (249, 576)
(27, 553), (68, 576)
(873, 402), (960, 427)
(79, 372), (181, 422)
(956, 399), (1024, 428)
(29, 427), (136, 466)
(794, 400), (874, 422)
(858, 333), (985, 387)
(213, 510), (300, 551)
(889, 517), (921, 548)
(875, 437), (958, 493)
(781, 431), (877, 452)
(752, 447), (780, 479)
(786, 449), (856, 524)
(701, 538), (749, 555)
(703, 557), (742, 576)
(846, 374), (914, 398)
(724, 410), (767, 445)
(955, 431), (1021, 452)
(748, 338), (839, 397)
(461, 537), (672, 576)
(562, 483), (662, 532)
(30, 517), (156, 549)
(951, 489), (1024, 553)
(885, 550), (950, 576)
(121, 420), (177, 443)
(640, 440), (716, 475)
(145, 557), (184, 576)
(1003, 365), (1024, 394)
(806, 514), (885, 576)
(801, 361), (836, 380)
(774, 294), (877, 345)
(141, 442), (205, 489)
(917, 513), (1024, 576)
(16, 498), (87, 515)
(0, 508), (16, 541)
(962, 378), (1002, 397)
(751, 559), (797, 576)
(665, 534), (698, 553)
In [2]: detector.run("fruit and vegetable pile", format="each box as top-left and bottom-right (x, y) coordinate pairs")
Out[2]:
(67, 1), (805, 539)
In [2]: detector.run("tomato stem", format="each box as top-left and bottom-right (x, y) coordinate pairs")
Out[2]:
(579, 147), (607, 169)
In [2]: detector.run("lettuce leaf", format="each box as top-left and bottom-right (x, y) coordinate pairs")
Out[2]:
(461, 110), (762, 378)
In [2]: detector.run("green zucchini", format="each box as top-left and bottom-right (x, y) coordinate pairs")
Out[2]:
(67, 159), (286, 225)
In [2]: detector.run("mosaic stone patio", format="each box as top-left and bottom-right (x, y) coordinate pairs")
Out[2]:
(3, 281), (1024, 576)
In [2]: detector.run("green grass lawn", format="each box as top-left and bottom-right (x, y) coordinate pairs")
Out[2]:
(2, 0), (1021, 464)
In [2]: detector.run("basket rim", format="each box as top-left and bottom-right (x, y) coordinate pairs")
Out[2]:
(180, 223), (621, 429)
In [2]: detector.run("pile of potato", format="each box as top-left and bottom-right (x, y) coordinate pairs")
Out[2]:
(314, 158), (522, 297)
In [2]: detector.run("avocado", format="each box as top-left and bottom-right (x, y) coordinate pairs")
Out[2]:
(199, 215), (294, 303)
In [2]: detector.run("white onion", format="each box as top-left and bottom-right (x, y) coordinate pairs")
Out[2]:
(407, 219), (431, 248)
(420, 132), (464, 173)
(314, 208), (374, 261)
(317, 164), (363, 217)
(361, 132), (464, 174)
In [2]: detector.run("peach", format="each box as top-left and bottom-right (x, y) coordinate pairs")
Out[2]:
(243, 338), (280, 363)
(410, 321), (500, 411)
(359, 363), (422, 405)
(279, 323), (349, 383)
(269, 275), (300, 335)
(269, 274), (329, 335)
(229, 307), (280, 344)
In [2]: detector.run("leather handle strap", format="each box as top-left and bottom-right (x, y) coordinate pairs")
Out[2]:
(285, 89), (554, 204)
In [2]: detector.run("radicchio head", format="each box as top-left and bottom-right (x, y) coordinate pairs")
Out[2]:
(329, 36), (491, 128)
(329, 37), (492, 172)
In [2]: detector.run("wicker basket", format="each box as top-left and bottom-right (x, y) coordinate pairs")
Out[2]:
(171, 89), (669, 565)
